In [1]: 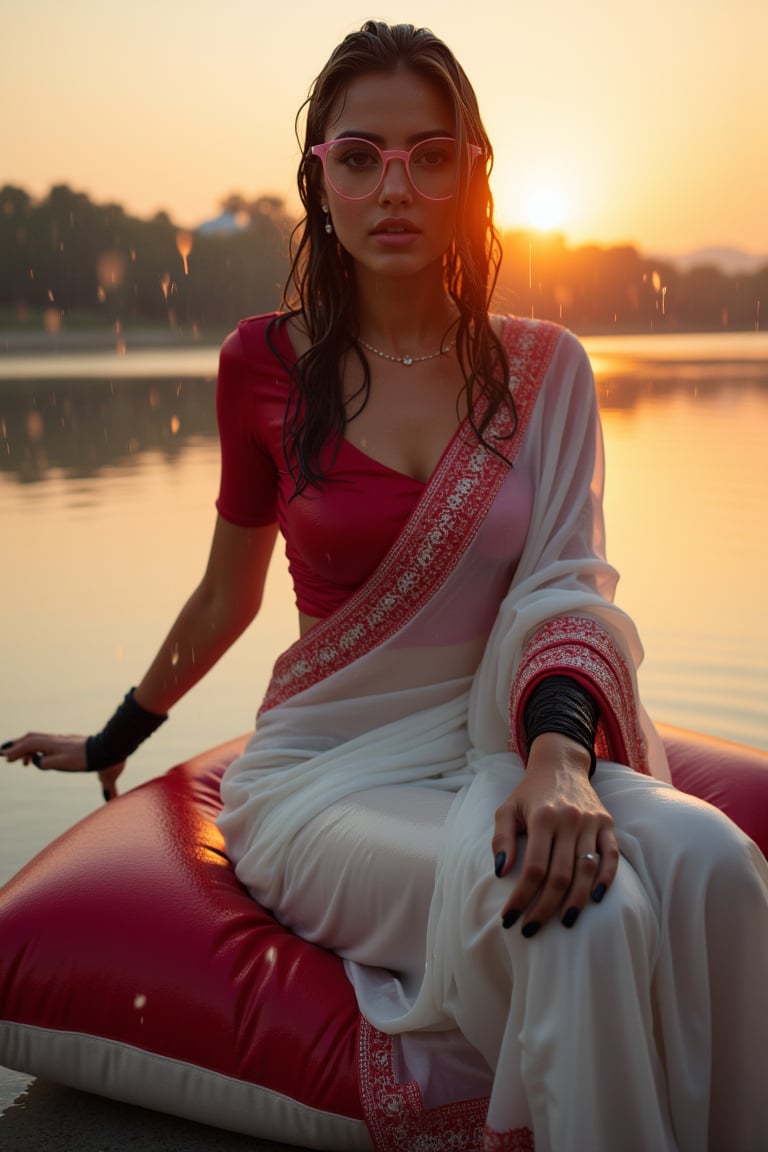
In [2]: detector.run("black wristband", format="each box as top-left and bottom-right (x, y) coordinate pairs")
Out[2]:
(85, 689), (168, 772)
(523, 675), (599, 777)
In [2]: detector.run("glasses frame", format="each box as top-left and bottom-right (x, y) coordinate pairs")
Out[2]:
(310, 136), (483, 201)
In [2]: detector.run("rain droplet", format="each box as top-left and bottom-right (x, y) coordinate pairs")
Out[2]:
(97, 249), (127, 292)
(26, 410), (44, 442)
(43, 308), (61, 334)
(176, 230), (193, 276)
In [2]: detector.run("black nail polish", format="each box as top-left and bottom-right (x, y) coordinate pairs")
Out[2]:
(102, 789), (111, 803)
(502, 909), (520, 929)
(592, 883), (607, 903)
(32, 752), (44, 768)
(494, 851), (506, 877)
(562, 906), (580, 928)
(1, 741), (13, 751)
(522, 921), (541, 939)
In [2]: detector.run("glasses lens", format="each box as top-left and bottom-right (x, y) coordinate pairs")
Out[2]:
(408, 138), (458, 198)
(325, 140), (383, 198)
(322, 138), (460, 199)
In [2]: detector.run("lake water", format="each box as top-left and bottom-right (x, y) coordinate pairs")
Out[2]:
(1, 330), (767, 888)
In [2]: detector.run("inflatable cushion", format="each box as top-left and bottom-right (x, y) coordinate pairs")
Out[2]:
(0, 726), (766, 1147)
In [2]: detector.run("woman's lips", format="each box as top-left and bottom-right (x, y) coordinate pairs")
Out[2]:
(370, 219), (420, 247)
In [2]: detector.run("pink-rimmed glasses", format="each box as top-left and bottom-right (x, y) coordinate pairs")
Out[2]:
(310, 136), (483, 201)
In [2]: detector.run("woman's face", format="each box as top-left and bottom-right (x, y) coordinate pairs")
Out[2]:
(319, 68), (459, 281)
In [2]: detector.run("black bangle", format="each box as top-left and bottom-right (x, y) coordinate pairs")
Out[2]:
(85, 689), (168, 772)
(523, 675), (599, 777)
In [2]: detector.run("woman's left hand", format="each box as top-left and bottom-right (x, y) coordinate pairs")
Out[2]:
(492, 732), (618, 935)
(1, 733), (125, 802)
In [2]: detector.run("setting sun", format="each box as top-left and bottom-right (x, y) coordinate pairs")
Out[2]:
(490, 158), (581, 238)
(521, 183), (568, 233)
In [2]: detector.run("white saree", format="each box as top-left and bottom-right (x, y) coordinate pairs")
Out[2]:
(218, 318), (768, 1152)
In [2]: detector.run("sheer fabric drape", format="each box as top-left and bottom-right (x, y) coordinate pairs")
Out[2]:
(218, 319), (768, 1150)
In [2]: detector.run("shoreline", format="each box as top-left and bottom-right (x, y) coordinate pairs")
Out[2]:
(0, 326), (225, 355)
(1, 327), (766, 386)
(1, 320), (765, 358)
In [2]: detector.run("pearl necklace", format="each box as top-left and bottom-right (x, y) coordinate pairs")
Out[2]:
(357, 335), (457, 367)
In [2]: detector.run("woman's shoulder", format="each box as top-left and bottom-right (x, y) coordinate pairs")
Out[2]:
(493, 312), (579, 347)
(495, 313), (590, 374)
(490, 315), (594, 418)
(216, 314), (297, 420)
(220, 312), (296, 370)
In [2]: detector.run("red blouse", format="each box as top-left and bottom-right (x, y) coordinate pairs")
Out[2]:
(215, 314), (427, 617)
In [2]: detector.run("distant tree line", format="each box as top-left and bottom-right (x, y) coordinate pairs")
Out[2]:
(496, 233), (766, 333)
(1, 184), (765, 335)
(0, 185), (291, 335)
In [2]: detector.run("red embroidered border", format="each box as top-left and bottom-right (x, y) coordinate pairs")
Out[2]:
(510, 615), (649, 773)
(260, 319), (562, 714)
(359, 1017), (488, 1151)
(358, 1019), (536, 1151)
(483, 1123), (536, 1151)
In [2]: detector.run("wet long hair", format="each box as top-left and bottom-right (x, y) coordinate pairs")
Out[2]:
(272, 20), (514, 495)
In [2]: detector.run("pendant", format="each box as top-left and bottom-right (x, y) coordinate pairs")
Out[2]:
(402, 355), (414, 367)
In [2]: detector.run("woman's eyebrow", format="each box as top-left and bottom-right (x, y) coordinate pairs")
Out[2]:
(329, 129), (455, 144)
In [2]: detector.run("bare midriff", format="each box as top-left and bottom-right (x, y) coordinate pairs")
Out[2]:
(299, 610), (325, 638)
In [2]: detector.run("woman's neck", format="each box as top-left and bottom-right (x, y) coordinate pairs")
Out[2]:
(354, 268), (457, 352)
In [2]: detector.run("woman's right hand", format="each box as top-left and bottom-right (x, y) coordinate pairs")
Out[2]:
(1, 734), (125, 801)
(492, 733), (618, 934)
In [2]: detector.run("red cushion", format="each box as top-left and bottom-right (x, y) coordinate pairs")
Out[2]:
(659, 723), (768, 854)
(0, 728), (766, 1144)
(0, 736), (367, 1148)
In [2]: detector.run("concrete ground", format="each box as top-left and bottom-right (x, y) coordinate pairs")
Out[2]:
(0, 1069), (308, 1152)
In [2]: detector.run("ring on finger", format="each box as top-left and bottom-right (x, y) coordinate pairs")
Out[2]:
(576, 852), (598, 862)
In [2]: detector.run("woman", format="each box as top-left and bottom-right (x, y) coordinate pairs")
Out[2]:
(3, 21), (767, 1152)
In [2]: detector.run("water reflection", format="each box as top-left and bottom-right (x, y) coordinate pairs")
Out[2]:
(0, 376), (217, 483)
(1, 338), (766, 484)
(596, 370), (768, 411)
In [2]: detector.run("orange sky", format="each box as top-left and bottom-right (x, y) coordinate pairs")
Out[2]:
(3, 0), (767, 255)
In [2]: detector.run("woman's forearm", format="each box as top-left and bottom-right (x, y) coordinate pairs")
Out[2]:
(132, 516), (278, 716)
(132, 581), (258, 716)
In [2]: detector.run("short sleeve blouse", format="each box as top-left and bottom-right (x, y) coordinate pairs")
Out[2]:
(215, 314), (426, 617)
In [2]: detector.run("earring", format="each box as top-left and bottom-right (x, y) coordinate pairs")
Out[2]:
(322, 204), (333, 235)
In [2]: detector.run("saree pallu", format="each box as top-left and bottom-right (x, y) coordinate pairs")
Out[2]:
(218, 319), (768, 1151)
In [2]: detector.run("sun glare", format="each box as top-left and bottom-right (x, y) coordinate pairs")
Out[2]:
(521, 183), (568, 233)
(492, 163), (575, 237)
